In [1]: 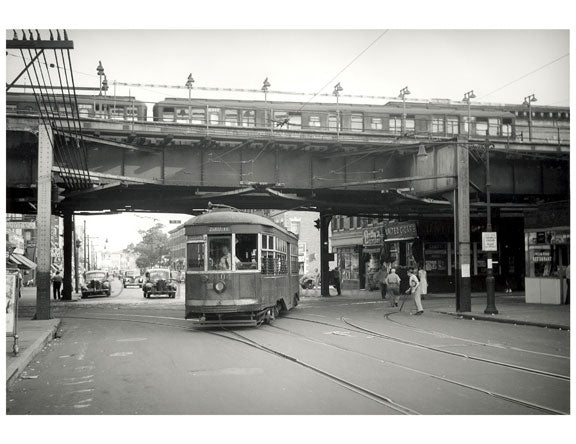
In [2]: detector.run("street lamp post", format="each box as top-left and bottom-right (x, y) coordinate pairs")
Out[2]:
(523, 94), (537, 141)
(463, 90), (476, 139)
(186, 73), (195, 125)
(399, 86), (410, 135)
(469, 142), (498, 314)
(333, 82), (343, 139)
(96, 61), (105, 95)
(262, 77), (271, 132)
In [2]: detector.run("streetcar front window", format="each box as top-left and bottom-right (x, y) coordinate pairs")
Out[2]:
(187, 242), (205, 271)
(208, 235), (234, 271)
(235, 234), (258, 270)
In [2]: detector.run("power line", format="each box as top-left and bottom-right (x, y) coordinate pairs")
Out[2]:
(478, 53), (569, 100)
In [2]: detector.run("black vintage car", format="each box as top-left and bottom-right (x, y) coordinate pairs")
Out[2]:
(143, 268), (177, 299)
(81, 270), (111, 298)
(123, 269), (143, 288)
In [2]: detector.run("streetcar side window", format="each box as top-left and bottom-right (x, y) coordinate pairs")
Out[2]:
(208, 235), (233, 271)
(187, 242), (205, 271)
(235, 234), (258, 270)
(262, 235), (275, 275)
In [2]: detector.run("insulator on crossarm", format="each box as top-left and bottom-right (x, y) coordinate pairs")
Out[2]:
(49, 30), (54, 40)
(21, 30), (27, 40)
(36, 30), (41, 40)
(56, 30), (61, 40)
(13, 30), (18, 40)
(64, 30), (69, 40)
(28, 30), (34, 40)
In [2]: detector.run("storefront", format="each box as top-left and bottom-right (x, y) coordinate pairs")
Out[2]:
(523, 203), (570, 304)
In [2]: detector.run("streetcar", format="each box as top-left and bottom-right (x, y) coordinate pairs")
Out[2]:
(184, 210), (300, 327)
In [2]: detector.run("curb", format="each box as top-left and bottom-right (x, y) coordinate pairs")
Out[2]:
(435, 310), (570, 331)
(6, 319), (62, 386)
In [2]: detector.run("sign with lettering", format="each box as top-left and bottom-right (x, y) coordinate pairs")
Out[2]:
(363, 228), (383, 247)
(482, 232), (498, 252)
(384, 222), (418, 242)
(208, 226), (231, 233)
(6, 221), (36, 229)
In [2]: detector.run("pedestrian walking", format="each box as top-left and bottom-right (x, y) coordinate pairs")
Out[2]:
(52, 271), (63, 300)
(406, 268), (424, 315)
(384, 268), (401, 307)
(375, 265), (388, 300)
(418, 265), (428, 298)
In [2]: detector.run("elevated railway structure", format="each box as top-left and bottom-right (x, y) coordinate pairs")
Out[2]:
(5, 31), (569, 319)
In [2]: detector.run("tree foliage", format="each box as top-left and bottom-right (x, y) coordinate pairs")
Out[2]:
(124, 223), (171, 270)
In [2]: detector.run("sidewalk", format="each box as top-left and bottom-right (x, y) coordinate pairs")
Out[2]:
(299, 288), (570, 330)
(6, 318), (61, 386)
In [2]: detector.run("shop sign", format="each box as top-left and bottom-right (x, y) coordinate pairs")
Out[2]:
(6, 221), (36, 229)
(384, 222), (418, 242)
(481, 232), (497, 252)
(363, 228), (383, 247)
(533, 251), (552, 262)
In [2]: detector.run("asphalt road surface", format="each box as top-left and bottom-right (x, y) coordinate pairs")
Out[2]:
(7, 282), (570, 415)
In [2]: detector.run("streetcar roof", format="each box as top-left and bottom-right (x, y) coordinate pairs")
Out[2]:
(184, 210), (297, 239)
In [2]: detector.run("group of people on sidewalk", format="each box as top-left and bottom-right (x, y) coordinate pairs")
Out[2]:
(375, 264), (427, 315)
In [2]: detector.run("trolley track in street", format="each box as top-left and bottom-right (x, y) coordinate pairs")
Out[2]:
(266, 323), (566, 415)
(286, 315), (570, 382)
(56, 311), (568, 414)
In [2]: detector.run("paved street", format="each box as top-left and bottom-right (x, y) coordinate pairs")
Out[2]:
(7, 282), (570, 415)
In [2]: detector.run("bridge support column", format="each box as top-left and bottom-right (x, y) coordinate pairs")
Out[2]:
(62, 211), (73, 300)
(456, 140), (471, 312)
(36, 124), (53, 319)
(320, 213), (333, 297)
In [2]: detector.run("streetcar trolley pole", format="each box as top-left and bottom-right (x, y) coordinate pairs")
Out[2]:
(6, 268), (21, 355)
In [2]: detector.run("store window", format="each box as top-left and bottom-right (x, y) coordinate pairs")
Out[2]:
(338, 247), (359, 282)
(526, 231), (570, 278)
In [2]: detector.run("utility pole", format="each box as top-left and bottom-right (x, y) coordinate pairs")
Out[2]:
(73, 215), (79, 293)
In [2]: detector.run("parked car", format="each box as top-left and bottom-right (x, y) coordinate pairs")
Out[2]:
(81, 270), (111, 298)
(143, 268), (177, 298)
(123, 269), (143, 288)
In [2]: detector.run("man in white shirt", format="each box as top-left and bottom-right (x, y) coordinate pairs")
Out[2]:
(219, 246), (240, 270)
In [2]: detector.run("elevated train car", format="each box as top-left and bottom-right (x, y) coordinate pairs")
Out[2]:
(6, 92), (148, 122)
(153, 96), (570, 145)
(184, 210), (300, 327)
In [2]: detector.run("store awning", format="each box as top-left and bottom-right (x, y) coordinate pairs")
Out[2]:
(9, 253), (37, 270)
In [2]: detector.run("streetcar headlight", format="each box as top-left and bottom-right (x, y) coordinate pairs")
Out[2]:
(213, 280), (226, 294)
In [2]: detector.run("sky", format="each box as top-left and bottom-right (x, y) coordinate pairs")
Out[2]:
(2, 0), (575, 441)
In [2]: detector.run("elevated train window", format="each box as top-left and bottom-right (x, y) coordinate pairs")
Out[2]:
(78, 104), (92, 117)
(187, 242), (205, 271)
(192, 109), (205, 124)
(209, 108), (220, 125)
(405, 116), (415, 131)
(328, 114), (338, 130)
(350, 113), (363, 131)
(475, 118), (488, 136)
(431, 117), (445, 133)
(446, 117), (459, 134)
(224, 109), (239, 126)
(309, 115), (321, 127)
(162, 107), (175, 122)
(126, 107), (138, 118)
(389, 115), (401, 133)
(176, 108), (190, 123)
(502, 118), (513, 137)
(370, 117), (383, 130)
(241, 110), (255, 127)
(110, 108), (125, 120)
(488, 118), (500, 136)
(273, 111), (301, 130)
(6, 104), (17, 113)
